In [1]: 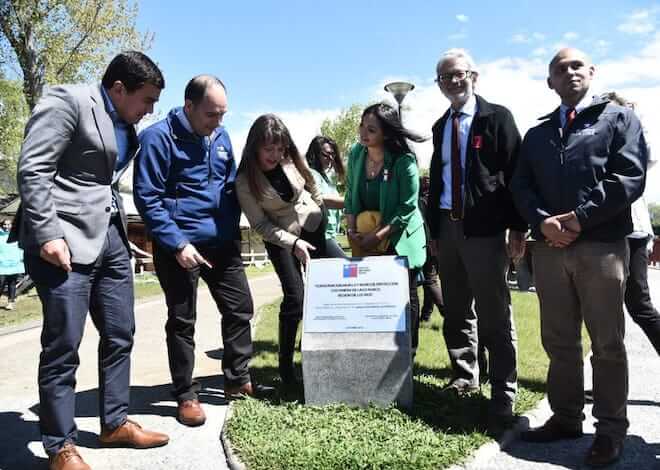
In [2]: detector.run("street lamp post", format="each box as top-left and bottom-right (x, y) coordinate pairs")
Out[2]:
(384, 81), (415, 120)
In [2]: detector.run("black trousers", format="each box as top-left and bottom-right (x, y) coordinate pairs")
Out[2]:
(0, 274), (18, 301)
(153, 240), (254, 401)
(421, 254), (443, 314)
(625, 236), (660, 354)
(26, 220), (134, 455)
(265, 223), (342, 320)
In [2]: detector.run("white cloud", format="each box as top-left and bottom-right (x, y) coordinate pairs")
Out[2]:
(618, 9), (656, 35)
(563, 31), (579, 41)
(511, 32), (547, 44)
(456, 14), (469, 23)
(532, 47), (547, 57)
(511, 33), (530, 44)
(232, 34), (660, 202)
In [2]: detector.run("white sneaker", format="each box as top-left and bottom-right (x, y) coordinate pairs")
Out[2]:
(5, 302), (15, 310)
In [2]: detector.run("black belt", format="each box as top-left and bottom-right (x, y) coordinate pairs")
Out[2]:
(438, 208), (463, 222)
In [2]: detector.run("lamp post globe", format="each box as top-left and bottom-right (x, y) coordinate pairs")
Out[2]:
(384, 81), (415, 120)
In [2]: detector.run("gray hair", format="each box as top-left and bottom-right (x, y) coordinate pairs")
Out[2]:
(436, 48), (478, 73)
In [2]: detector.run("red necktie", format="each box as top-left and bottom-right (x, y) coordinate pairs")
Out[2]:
(564, 108), (576, 132)
(451, 111), (462, 220)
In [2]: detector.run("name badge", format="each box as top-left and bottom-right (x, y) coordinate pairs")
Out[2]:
(574, 129), (597, 136)
(217, 146), (229, 160)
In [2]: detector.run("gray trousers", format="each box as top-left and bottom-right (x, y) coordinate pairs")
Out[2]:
(435, 215), (518, 414)
(533, 240), (629, 439)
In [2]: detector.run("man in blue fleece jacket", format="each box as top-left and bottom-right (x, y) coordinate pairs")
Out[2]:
(134, 75), (271, 428)
(512, 48), (647, 467)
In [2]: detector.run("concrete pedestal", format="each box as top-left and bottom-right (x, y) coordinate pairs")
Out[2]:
(301, 329), (413, 410)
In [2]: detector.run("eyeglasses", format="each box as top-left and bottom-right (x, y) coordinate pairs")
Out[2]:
(435, 70), (472, 85)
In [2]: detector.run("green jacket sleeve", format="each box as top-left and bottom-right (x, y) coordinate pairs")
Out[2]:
(385, 153), (420, 233)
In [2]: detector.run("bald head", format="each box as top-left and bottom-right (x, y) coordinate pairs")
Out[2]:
(547, 48), (595, 107)
(549, 48), (592, 73)
(183, 74), (228, 136)
(184, 74), (226, 105)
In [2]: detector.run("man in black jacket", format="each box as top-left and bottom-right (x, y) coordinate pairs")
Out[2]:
(512, 48), (647, 467)
(428, 48), (527, 433)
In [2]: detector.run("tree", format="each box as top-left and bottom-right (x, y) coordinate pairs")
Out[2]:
(320, 104), (363, 161)
(0, 0), (150, 110)
(0, 73), (28, 195)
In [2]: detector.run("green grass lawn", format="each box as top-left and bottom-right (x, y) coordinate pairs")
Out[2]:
(0, 264), (274, 329)
(225, 290), (553, 470)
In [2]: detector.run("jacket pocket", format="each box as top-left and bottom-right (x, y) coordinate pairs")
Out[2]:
(405, 219), (424, 237)
(54, 199), (82, 215)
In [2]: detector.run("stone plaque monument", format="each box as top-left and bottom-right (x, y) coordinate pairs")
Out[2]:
(301, 256), (413, 410)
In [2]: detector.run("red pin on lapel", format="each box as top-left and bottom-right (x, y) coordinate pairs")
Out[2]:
(472, 135), (482, 149)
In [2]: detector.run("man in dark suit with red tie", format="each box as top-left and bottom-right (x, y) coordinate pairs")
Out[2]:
(427, 48), (527, 434)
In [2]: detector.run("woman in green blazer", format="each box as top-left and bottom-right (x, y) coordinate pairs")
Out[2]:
(344, 102), (427, 348)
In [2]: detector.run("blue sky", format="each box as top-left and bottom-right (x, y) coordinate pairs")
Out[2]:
(136, 0), (660, 199)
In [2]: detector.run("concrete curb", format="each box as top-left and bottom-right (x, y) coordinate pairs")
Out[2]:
(0, 318), (41, 336)
(220, 281), (277, 470)
(447, 397), (552, 470)
(221, 404), (247, 470)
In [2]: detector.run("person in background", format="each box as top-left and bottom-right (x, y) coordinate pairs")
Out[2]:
(344, 102), (427, 350)
(417, 176), (444, 322)
(305, 135), (347, 258)
(602, 91), (660, 356)
(0, 218), (23, 310)
(236, 114), (331, 388)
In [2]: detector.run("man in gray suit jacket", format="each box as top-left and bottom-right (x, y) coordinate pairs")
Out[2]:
(12, 51), (169, 470)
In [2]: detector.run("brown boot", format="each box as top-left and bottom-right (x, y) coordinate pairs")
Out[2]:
(49, 443), (90, 470)
(177, 399), (206, 426)
(99, 419), (169, 448)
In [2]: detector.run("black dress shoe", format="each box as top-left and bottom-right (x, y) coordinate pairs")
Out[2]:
(487, 413), (519, 437)
(225, 382), (275, 400)
(420, 310), (432, 322)
(442, 378), (479, 396)
(520, 416), (583, 442)
(585, 434), (623, 467)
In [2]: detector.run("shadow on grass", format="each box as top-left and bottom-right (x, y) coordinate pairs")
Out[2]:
(245, 336), (496, 435)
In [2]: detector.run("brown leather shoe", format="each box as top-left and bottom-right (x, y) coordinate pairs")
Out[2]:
(225, 381), (275, 400)
(585, 434), (623, 467)
(49, 443), (90, 470)
(177, 399), (206, 426)
(99, 419), (169, 448)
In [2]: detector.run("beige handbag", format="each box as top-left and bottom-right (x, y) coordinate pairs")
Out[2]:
(349, 210), (390, 257)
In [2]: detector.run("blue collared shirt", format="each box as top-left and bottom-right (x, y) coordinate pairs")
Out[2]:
(439, 94), (478, 209)
(100, 86), (131, 174)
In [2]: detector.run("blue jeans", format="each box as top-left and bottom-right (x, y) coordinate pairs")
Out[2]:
(26, 220), (134, 455)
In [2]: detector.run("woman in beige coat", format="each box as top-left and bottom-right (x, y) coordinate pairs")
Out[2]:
(236, 114), (342, 387)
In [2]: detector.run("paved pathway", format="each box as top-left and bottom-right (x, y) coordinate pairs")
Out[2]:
(467, 270), (660, 470)
(0, 273), (281, 470)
